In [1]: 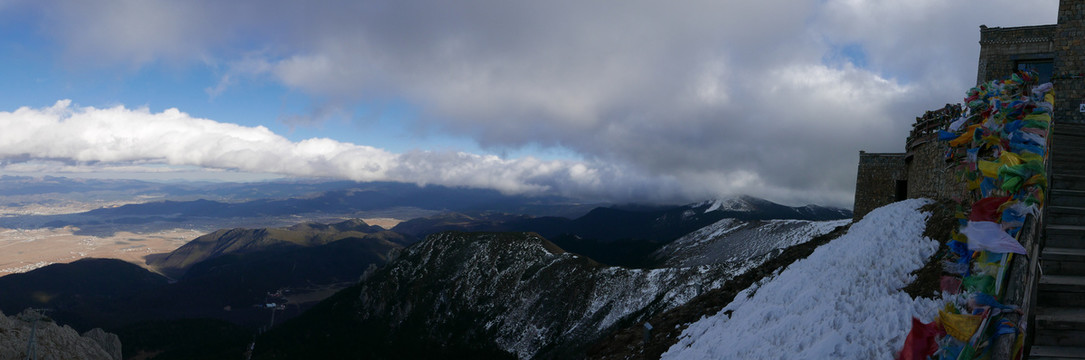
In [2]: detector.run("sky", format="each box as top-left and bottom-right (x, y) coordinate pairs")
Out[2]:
(0, 0), (1059, 208)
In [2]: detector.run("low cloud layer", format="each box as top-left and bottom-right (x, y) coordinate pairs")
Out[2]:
(0, 101), (783, 203)
(0, 0), (1060, 207)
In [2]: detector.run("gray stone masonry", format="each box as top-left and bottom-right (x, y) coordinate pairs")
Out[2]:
(1055, 0), (1085, 123)
(977, 24), (1056, 84)
(852, 152), (905, 220)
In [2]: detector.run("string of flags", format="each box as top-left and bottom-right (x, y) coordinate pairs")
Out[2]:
(900, 70), (1051, 360)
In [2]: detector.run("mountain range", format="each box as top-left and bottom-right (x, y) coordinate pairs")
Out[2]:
(390, 195), (851, 267)
(0, 193), (851, 359)
(0, 218), (413, 359)
(252, 232), (749, 359)
(0, 179), (603, 236)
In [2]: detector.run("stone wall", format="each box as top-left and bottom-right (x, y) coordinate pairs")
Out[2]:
(905, 105), (969, 203)
(1055, 0), (1085, 123)
(854, 104), (969, 220)
(977, 24), (1056, 84)
(853, 152), (906, 220)
(855, 16), (1068, 219)
(905, 139), (965, 202)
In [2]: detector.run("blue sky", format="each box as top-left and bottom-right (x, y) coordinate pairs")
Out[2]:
(0, 0), (1059, 207)
(0, 17), (468, 156)
(0, 5), (588, 162)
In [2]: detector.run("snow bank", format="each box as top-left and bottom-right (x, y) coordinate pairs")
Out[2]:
(662, 199), (944, 360)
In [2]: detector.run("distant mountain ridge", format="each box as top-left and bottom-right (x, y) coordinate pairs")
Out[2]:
(0, 180), (603, 236)
(146, 218), (411, 278)
(390, 195), (851, 267)
(395, 195), (851, 239)
(690, 195), (852, 220)
(0, 218), (420, 358)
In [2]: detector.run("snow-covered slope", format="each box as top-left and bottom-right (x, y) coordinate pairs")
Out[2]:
(702, 197), (755, 212)
(661, 199), (942, 359)
(653, 218), (850, 267)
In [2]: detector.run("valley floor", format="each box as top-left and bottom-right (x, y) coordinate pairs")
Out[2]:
(0, 217), (406, 277)
(0, 227), (200, 276)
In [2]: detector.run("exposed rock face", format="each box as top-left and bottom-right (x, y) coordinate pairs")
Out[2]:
(0, 309), (120, 360)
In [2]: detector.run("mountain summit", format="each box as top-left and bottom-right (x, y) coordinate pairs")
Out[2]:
(691, 195), (851, 220)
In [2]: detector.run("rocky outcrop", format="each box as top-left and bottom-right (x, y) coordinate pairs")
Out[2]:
(0, 309), (121, 360)
(81, 328), (122, 360)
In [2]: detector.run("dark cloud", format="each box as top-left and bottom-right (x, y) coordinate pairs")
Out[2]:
(2, 0), (1060, 207)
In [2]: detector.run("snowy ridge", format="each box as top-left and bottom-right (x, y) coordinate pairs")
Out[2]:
(689, 195), (852, 221)
(662, 199), (943, 359)
(653, 217), (850, 268)
(354, 232), (760, 359)
(800, 204), (852, 219)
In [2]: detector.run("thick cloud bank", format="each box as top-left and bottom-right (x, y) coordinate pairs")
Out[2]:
(0, 100), (764, 203)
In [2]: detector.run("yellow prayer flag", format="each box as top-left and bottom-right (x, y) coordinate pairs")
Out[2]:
(939, 309), (983, 342)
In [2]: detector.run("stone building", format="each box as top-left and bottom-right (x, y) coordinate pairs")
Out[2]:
(976, 24), (1056, 85)
(852, 152), (906, 219)
(853, 105), (965, 219)
(853, 2), (1081, 219)
(852, 2), (1085, 356)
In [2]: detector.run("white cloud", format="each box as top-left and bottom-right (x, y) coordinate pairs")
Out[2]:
(0, 100), (866, 205)
(0, 101), (654, 200)
(0, 100), (387, 178)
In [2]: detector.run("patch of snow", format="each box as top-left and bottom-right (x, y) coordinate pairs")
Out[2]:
(662, 199), (943, 360)
(682, 209), (696, 219)
(704, 197), (752, 213)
